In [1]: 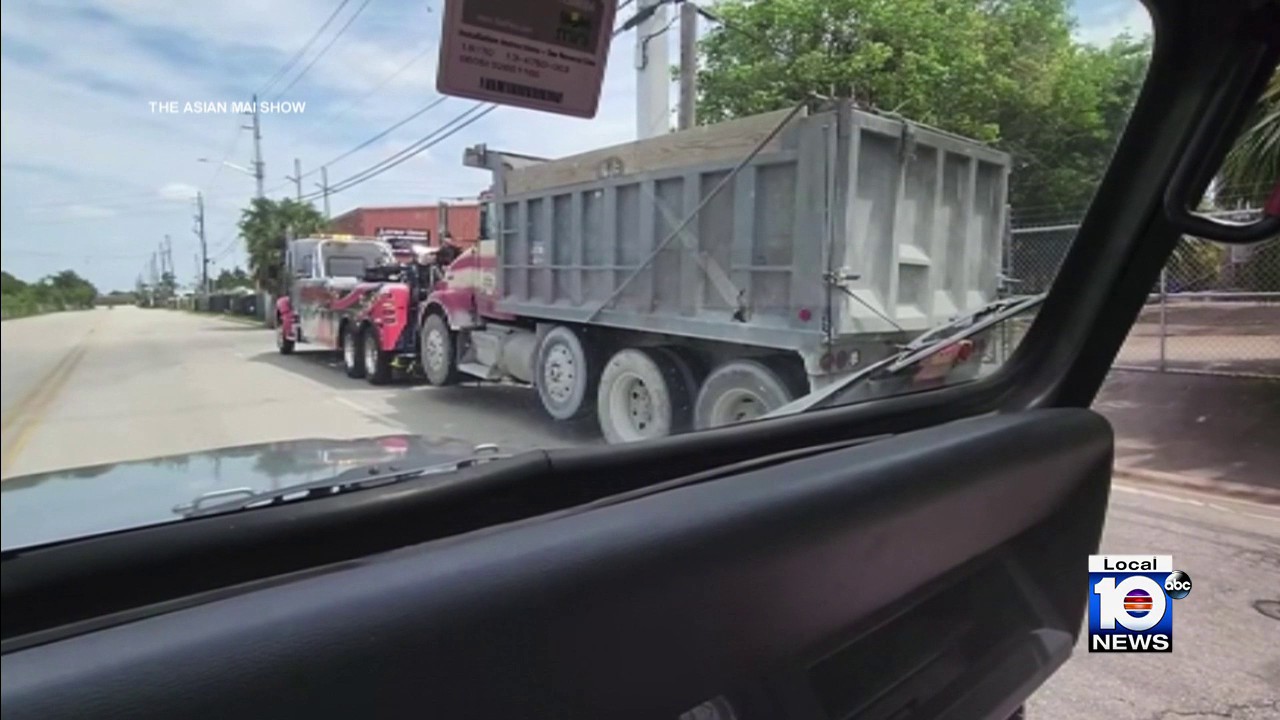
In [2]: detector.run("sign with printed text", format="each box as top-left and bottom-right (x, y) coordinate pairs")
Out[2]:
(1087, 555), (1192, 653)
(436, 0), (616, 118)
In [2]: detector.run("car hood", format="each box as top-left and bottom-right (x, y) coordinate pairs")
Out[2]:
(0, 434), (480, 552)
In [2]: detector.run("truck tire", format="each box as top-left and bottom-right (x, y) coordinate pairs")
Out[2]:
(275, 315), (295, 355)
(341, 322), (366, 379)
(362, 324), (392, 385)
(536, 326), (599, 421)
(421, 314), (458, 386)
(694, 358), (804, 431)
(596, 348), (694, 444)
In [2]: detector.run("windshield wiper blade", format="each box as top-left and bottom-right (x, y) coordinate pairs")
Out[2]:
(765, 293), (1047, 418)
(173, 444), (509, 519)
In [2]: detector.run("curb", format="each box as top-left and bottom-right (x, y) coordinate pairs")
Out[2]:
(194, 311), (266, 328)
(1112, 464), (1280, 506)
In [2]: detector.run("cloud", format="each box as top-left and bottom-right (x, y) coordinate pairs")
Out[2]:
(158, 182), (199, 202)
(0, 0), (683, 289)
(65, 204), (119, 219)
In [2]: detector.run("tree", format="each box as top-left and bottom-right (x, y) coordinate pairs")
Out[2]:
(0, 268), (98, 318)
(694, 0), (1150, 213)
(238, 198), (328, 290)
(1219, 68), (1279, 205)
(212, 266), (252, 291)
(1216, 68), (1279, 291)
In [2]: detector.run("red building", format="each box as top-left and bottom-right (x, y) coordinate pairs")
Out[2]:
(328, 203), (482, 247)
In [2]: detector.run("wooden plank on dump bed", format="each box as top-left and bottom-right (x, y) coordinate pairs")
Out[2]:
(504, 107), (807, 196)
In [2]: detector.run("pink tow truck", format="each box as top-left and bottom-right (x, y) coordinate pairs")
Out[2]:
(274, 235), (437, 384)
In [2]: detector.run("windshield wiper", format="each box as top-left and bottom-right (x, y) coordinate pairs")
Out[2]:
(173, 444), (509, 519)
(765, 293), (1048, 417)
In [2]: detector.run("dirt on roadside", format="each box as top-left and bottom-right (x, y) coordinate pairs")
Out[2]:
(1094, 369), (1280, 495)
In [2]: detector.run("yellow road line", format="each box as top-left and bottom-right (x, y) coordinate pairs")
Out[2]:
(1, 328), (97, 478)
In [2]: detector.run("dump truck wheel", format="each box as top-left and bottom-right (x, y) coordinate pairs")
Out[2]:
(362, 324), (392, 385)
(341, 322), (366, 379)
(536, 326), (598, 421)
(421, 314), (458, 386)
(694, 359), (804, 430)
(597, 348), (693, 444)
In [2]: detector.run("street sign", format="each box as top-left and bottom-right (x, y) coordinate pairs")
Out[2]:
(436, 0), (616, 119)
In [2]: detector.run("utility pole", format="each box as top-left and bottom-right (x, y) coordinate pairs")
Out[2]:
(677, 1), (698, 131)
(193, 191), (208, 293)
(246, 94), (265, 198)
(315, 166), (331, 219)
(634, 0), (670, 139)
(286, 158), (303, 201)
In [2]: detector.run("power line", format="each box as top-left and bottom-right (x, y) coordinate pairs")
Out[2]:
(308, 43), (435, 132)
(303, 96), (449, 179)
(258, 0), (353, 96)
(272, 0), (376, 101)
(304, 103), (497, 200)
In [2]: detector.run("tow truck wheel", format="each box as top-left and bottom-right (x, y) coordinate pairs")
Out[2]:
(421, 314), (458, 386)
(536, 325), (598, 421)
(362, 324), (392, 385)
(341, 322), (366, 379)
(275, 315), (295, 355)
(694, 358), (805, 431)
(596, 347), (693, 444)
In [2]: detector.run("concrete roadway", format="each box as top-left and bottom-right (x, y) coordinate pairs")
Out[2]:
(2, 307), (1277, 718)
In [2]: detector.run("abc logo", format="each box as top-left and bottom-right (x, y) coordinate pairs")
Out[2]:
(1164, 570), (1192, 599)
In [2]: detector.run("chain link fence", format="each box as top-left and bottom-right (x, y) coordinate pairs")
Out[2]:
(1007, 211), (1279, 379)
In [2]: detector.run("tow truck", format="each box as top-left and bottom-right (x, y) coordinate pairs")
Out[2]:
(274, 233), (442, 384)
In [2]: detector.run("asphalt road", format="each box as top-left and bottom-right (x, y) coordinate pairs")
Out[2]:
(1, 307), (1277, 718)
(0, 306), (598, 479)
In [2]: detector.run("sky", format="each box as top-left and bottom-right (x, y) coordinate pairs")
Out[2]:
(0, 0), (1151, 292)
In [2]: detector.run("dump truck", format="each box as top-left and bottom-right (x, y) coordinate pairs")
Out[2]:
(417, 100), (1011, 443)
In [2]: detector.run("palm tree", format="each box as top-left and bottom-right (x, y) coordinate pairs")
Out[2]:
(238, 198), (328, 290)
(1219, 68), (1279, 205)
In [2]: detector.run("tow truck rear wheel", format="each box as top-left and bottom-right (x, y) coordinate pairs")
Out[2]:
(421, 314), (459, 386)
(596, 347), (694, 444)
(362, 324), (393, 385)
(341, 322), (366, 379)
(693, 358), (805, 431)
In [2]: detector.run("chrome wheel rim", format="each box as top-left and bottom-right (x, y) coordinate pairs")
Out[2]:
(343, 331), (356, 368)
(543, 344), (576, 404)
(423, 328), (445, 373)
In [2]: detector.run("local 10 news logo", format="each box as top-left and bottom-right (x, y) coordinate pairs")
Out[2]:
(1088, 555), (1192, 653)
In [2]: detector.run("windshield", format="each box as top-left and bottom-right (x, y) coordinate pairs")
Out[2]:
(5, 0), (1222, 551)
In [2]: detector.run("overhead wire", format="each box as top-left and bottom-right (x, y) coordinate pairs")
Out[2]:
(302, 96), (450, 180)
(272, 0), (376, 101)
(302, 102), (497, 200)
(258, 0), (353, 97)
(307, 43), (436, 133)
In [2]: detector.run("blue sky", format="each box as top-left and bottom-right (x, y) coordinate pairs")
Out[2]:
(0, 0), (1150, 292)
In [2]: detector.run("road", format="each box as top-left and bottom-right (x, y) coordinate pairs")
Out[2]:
(1, 306), (598, 479)
(2, 307), (1277, 718)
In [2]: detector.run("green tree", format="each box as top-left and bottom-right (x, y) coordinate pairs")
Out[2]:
(1219, 69), (1279, 204)
(1215, 69), (1279, 291)
(238, 198), (327, 291)
(212, 266), (252, 291)
(695, 0), (1150, 212)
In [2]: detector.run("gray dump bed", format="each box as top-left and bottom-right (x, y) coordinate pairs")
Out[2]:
(472, 100), (1010, 356)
